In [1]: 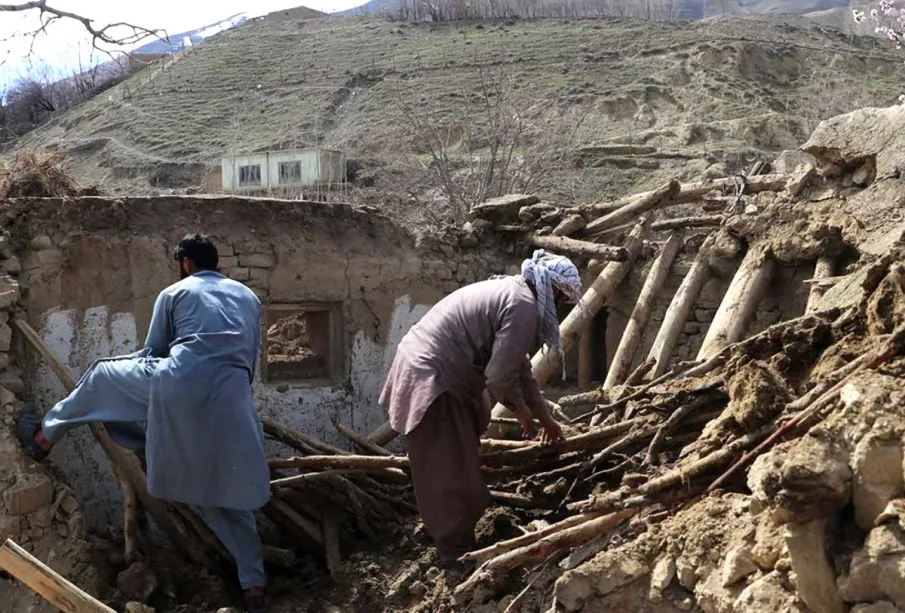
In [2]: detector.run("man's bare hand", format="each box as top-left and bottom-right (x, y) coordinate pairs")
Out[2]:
(539, 415), (565, 445)
(515, 410), (536, 439)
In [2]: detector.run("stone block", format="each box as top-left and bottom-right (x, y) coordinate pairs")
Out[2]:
(695, 309), (715, 323)
(28, 235), (53, 251)
(248, 268), (270, 287)
(722, 543), (758, 587)
(649, 555), (676, 602)
(0, 514), (20, 540)
(118, 562), (159, 604)
(218, 256), (239, 271)
(238, 253), (275, 269)
(0, 371), (25, 395)
(229, 268), (251, 282)
(839, 524), (905, 608)
(0, 325), (12, 353)
(851, 434), (905, 530)
(436, 267), (453, 281)
(25, 249), (63, 270)
(3, 474), (53, 515)
(1, 257), (20, 275)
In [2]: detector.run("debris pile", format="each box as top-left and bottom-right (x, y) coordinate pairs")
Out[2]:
(257, 105), (905, 613)
(0, 150), (85, 199)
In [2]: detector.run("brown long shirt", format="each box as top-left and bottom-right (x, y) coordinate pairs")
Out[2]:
(379, 275), (547, 435)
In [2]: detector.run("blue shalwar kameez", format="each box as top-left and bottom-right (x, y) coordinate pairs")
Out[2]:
(41, 270), (271, 589)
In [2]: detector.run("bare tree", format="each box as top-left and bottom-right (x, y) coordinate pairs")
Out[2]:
(394, 62), (588, 222)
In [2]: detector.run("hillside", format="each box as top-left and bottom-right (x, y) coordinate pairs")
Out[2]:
(343, 0), (854, 19)
(7, 13), (905, 222)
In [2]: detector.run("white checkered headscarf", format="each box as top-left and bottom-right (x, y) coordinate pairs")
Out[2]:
(521, 250), (583, 378)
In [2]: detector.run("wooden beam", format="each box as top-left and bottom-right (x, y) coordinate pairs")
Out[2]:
(582, 180), (680, 236)
(528, 233), (628, 262)
(577, 327), (593, 390)
(0, 539), (116, 613)
(13, 319), (218, 569)
(604, 232), (683, 390)
(645, 234), (715, 379)
(696, 244), (776, 361)
(586, 174), (788, 215)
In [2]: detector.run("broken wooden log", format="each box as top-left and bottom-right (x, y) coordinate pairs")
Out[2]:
(454, 510), (636, 595)
(696, 243), (776, 361)
(323, 515), (342, 578)
(265, 497), (324, 547)
(333, 420), (393, 456)
(366, 421), (397, 448)
(270, 455), (410, 471)
(262, 545), (297, 569)
(13, 319), (217, 569)
(480, 416), (653, 466)
(527, 233), (628, 262)
(805, 256), (836, 314)
(650, 215), (723, 231)
(583, 179), (680, 236)
(262, 416), (347, 456)
(577, 327), (593, 390)
(586, 174), (788, 216)
(490, 222), (647, 422)
(569, 425), (772, 513)
(604, 232), (683, 390)
(645, 234), (715, 379)
(0, 539), (116, 613)
(489, 490), (558, 510)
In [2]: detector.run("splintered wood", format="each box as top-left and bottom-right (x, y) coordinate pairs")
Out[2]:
(0, 539), (115, 613)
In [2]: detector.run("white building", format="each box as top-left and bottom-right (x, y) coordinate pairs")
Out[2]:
(221, 148), (346, 194)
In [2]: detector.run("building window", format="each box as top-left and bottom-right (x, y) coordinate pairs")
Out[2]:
(278, 161), (302, 184)
(238, 164), (261, 186)
(262, 304), (342, 383)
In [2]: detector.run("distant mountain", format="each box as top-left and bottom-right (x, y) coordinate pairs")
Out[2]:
(134, 13), (248, 54)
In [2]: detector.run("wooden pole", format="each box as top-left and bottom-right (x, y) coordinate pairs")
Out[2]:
(13, 320), (216, 568)
(585, 174), (788, 215)
(645, 234), (715, 379)
(490, 223), (646, 422)
(366, 421), (397, 447)
(577, 327), (593, 390)
(805, 256), (835, 314)
(696, 244), (776, 361)
(582, 179), (679, 236)
(604, 232), (683, 390)
(527, 234), (628, 262)
(0, 539), (116, 613)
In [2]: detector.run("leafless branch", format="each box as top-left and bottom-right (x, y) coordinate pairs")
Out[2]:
(0, 1), (168, 52)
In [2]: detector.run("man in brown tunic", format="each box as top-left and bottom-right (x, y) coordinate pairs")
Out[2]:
(379, 250), (584, 566)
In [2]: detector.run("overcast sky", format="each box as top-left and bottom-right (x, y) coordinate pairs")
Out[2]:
(0, 1), (368, 88)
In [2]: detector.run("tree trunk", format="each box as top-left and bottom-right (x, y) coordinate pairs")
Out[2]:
(645, 234), (715, 379)
(805, 256), (835, 314)
(490, 223), (646, 422)
(696, 244), (775, 361)
(604, 232), (683, 390)
(528, 233), (628, 262)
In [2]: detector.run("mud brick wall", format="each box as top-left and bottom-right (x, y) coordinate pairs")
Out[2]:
(3, 196), (512, 529)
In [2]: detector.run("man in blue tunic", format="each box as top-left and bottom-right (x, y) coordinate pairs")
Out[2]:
(16, 234), (270, 613)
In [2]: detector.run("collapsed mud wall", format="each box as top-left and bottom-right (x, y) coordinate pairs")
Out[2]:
(1, 195), (513, 529)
